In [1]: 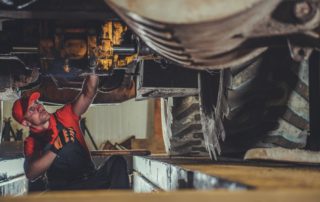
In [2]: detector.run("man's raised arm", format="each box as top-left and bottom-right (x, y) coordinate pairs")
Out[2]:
(72, 74), (99, 116)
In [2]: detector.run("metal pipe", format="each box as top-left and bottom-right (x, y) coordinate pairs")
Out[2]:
(113, 46), (136, 55)
(12, 47), (39, 54)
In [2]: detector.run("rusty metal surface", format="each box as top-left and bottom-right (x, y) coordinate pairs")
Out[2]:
(0, 56), (39, 89)
(22, 78), (136, 104)
(106, 0), (320, 70)
(107, 0), (263, 24)
(294, 1), (317, 23)
(0, 0), (118, 19)
(105, 0), (279, 69)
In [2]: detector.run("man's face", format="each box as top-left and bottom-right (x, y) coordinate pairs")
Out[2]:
(23, 100), (50, 126)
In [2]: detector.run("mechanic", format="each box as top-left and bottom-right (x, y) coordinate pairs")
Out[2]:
(12, 74), (130, 190)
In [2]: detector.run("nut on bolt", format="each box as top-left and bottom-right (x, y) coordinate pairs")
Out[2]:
(294, 1), (316, 23)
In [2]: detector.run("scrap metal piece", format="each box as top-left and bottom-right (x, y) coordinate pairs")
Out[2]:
(133, 156), (251, 191)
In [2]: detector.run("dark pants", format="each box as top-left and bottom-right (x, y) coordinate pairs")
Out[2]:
(48, 155), (130, 191)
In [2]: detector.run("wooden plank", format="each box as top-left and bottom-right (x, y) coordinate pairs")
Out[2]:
(179, 162), (320, 189)
(0, 142), (24, 158)
(2, 189), (320, 202)
(244, 147), (320, 164)
(90, 149), (151, 156)
(131, 99), (166, 154)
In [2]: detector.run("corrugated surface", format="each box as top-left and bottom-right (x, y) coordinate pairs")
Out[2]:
(0, 175), (28, 196)
(133, 172), (160, 192)
(83, 99), (154, 149)
(0, 158), (24, 179)
(0, 158), (27, 196)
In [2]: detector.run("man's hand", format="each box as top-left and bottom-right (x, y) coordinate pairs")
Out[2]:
(50, 127), (76, 153)
(72, 74), (99, 116)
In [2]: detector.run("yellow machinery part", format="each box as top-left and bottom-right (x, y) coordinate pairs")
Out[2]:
(39, 22), (137, 72)
(116, 54), (137, 67)
(94, 21), (136, 71)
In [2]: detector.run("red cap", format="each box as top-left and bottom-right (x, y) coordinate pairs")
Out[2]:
(12, 92), (40, 124)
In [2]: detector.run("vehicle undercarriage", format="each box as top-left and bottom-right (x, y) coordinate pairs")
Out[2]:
(0, 0), (318, 159)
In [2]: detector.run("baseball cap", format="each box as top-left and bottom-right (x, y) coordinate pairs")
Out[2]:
(12, 92), (40, 124)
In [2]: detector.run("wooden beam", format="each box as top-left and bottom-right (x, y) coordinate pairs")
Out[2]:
(244, 147), (320, 164)
(90, 149), (151, 156)
(2, 189), (320, 202)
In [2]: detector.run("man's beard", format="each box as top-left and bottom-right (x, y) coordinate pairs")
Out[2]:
(39, 111), (50, 124)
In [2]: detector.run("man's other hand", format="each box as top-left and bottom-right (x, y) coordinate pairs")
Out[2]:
(50, 127), (76, 153)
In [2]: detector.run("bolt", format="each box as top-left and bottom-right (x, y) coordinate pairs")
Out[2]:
(294, 1), (316, 23)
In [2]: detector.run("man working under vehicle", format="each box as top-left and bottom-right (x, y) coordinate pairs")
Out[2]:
(12, 75), (130, 190)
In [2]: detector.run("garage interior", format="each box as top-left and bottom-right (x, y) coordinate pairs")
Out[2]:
(0, 0), (320, 201)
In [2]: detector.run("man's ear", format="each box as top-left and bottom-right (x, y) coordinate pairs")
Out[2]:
(22, 120), (31, 127)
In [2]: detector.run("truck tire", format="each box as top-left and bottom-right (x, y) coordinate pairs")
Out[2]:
(199, 48), (310, 159)
(161, 96), (208, 156)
